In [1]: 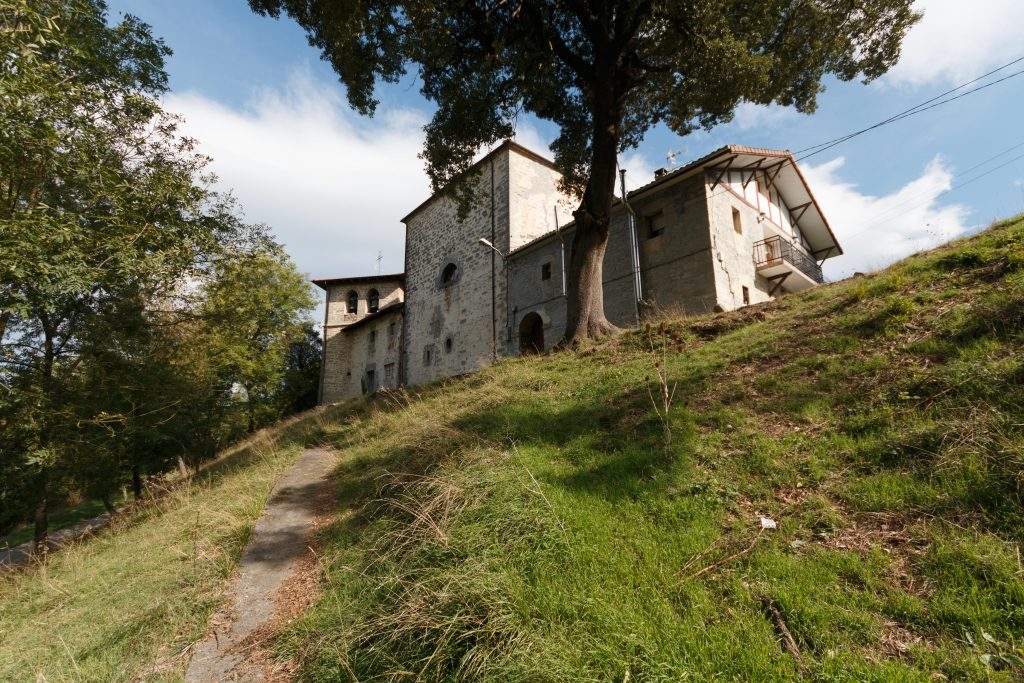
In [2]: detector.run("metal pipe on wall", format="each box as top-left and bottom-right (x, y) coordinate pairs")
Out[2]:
(620, 168), (643, 321)
(554, 206), (567, 296)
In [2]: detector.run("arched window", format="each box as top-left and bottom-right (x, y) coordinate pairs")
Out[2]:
(367, 288), (380, 313)
(440, 263), (458, 287)
(346, 290), (358, 314)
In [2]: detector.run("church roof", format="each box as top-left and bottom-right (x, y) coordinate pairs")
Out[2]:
(341, 301), (404, 333)
(311, 272), (405, 290)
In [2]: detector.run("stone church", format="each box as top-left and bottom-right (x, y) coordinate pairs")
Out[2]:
(314, 141), (841, 403)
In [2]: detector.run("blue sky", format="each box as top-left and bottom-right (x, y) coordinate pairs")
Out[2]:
(108, 0), (1024, 289)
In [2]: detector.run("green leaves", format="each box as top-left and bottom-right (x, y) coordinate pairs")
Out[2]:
(1, 0), (317, 538)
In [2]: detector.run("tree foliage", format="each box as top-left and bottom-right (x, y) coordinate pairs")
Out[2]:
(0, 0), (317, 546)
(248, 0), (919, 342)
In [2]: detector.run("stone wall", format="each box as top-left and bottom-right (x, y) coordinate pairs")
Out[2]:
(507, 170), (725, 352)
(321, 278), (403, 403)
(319, 144), (831, 402)
(402, 149), (510, 387)
(322, 308), (403, 402)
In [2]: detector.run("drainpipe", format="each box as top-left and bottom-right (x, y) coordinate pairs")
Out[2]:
(620, 168), (643, 321)
(317, 287), (329, 404)
(490, 160), (498, 360)
(554, 206), (567, 296)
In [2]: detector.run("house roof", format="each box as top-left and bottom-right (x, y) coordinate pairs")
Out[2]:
(399, 140), (559, 225)
(341, 301), (404, 333)
(509, 144), (841, 260)
(311, 272), (405, 291)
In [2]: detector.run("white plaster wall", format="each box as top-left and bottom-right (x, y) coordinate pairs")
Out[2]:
(705, 183), (774, 310)
(507, 150), (577, 250)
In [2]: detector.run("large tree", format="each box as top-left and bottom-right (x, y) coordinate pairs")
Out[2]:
(248, 0), (918, 343)
(0, 0), (317, 548)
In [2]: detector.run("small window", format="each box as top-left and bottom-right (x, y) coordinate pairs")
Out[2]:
(423, 345), (434, 366)
(440, 263), (458, 287)
(368, 329), (377, 351)
(346, 290), (358, 314)
(732, 207), (742, 235)
(384, 363), (395, 384)
(541, 262), (552, 281)
(646, 211), (667, 239)
(387, 321), (396, 348)
(444, 337), (453, 354)
(742, 286), (750, 306)
(367, 288), (380, 313)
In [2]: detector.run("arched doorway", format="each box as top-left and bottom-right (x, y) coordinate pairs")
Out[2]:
(519, 312), (544, 355)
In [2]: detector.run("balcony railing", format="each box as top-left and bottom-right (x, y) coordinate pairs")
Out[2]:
(753, 235), (823, 284)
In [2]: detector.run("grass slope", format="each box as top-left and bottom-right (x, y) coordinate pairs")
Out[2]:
(283, 217), (1024, 681)
(0, 409), (333, 681)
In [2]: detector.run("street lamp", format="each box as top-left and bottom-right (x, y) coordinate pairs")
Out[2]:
(478, 237), (506, 260)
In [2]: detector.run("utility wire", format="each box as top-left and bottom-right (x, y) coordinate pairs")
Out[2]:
(839, 140), (1024, 229)
(793, 56), (1024, 161)
(843, 150), (1024, 240)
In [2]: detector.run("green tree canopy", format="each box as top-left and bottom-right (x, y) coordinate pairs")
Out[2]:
(1, 0), (317, 547)
(248, 0), (919, 342)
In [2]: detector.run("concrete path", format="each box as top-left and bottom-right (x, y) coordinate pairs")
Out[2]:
(185, 447), (336, 682)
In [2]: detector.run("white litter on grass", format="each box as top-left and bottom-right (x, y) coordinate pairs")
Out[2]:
(759, 516), (777, 530)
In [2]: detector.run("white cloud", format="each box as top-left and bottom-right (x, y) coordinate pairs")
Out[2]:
(887, 0), (1024, 86)
(802, 155), (971, 278)
(164, 73), (430, 291)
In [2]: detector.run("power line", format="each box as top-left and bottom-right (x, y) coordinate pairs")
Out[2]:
(793, 56), (1024, 161)
(838, 140), (1024, 229)
(843, 149), (1024, 240)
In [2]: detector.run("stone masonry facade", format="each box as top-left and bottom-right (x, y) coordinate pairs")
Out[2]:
(315, 141), (841, 402)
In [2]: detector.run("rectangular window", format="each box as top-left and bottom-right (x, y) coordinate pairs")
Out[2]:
(646, 211), (666, 239)
(742, 286), (750, 306)
(384, 363), (395, 384)
(541, 262), (552, 280)
(423, 345), (433, 366)
(368, 329), (376, 351)
(364, 369), (376, 394)
(387, 321), (396, 348)
(732, 207), (742, 234)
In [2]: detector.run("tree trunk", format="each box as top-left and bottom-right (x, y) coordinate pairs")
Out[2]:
(33, 493), (48, 553)
(176, 454), (190, 479)
(131, 464), (143, 500)
(101, 493), (116, 515)
(564, 91), (624, 345)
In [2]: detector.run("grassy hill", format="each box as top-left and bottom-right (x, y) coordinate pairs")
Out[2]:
(2, 216), (1022, 681)
(277, 216), (1024, 680)
(0, 411), (334, 681)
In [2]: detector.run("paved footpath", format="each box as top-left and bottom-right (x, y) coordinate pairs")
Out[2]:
(185, 447), (336, 682)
